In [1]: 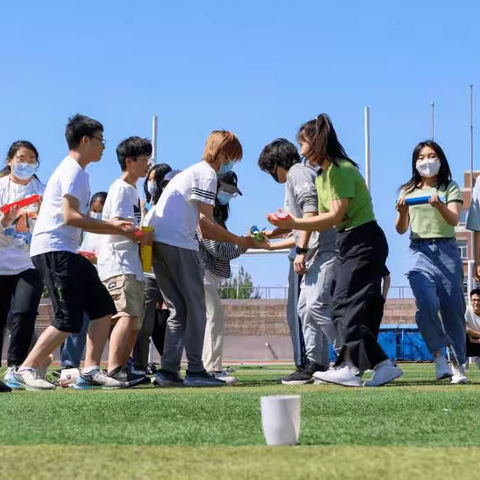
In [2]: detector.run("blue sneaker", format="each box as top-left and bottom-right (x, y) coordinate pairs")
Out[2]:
(73, 368), (126, 389)
(4, 367), (22, 389)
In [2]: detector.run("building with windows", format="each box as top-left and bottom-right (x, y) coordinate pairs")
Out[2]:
(456, 171), (480, 291)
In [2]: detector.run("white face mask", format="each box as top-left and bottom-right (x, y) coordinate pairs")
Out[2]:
(90, 211), (102, 219)
(416, 158), (441, 178)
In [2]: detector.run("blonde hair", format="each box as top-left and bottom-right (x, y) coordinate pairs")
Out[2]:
(203, 130), (243, 164)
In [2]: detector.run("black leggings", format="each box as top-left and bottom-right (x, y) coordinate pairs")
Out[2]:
(0, 269), (43, 367)
(332, 221), (389, 372)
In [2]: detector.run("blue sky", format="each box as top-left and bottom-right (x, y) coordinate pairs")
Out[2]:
(0, 1), (478, 291)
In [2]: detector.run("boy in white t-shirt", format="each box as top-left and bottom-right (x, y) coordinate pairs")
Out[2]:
(14, 114), (140, 391)
(96, 136), (152, 387)
(147, 130), (255, 387)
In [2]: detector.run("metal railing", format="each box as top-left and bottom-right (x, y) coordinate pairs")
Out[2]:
(218, 285), (415, 300)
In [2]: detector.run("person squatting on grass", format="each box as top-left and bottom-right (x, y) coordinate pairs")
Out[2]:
(396, 140), (467, 384)
(0, 141), (46, 393)
(258, 138), (341, 386)
(12, 114), (150, 391)
(268, 114), (403, 387)
(464, 289), (480, 366)
(146, 130), (259, 388)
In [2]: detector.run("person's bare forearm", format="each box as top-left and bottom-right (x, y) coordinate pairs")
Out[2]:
(199, 215), (242, 244)
(296, 212), (316, 248)
(265, 227), (292, 239)
(467, 326), (480, 339)
(269, 237), (296, 250)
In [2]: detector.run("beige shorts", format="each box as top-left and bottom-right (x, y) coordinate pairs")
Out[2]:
(103, 274), (145, 331)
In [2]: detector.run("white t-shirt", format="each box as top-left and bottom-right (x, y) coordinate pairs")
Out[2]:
(146, 161), (217, 251)
(0, 175), (46, 275)
(97, 178), (143, 282)
(466, 305), (480, 332)
(78, 213), (102, 255)
(30, 156), (90, 257)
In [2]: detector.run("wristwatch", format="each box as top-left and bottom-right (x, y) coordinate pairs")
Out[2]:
(295, 246), (309, 255)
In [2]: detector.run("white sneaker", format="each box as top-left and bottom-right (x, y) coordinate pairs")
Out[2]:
(13, 369), (56, 391)
(312, 365), (362, 387)
(4, 367), (22, 389)
(210, 371), (237, 385)
(435, 356), (452, 380)
(451, 364), (467, 384)
(363, 360), (403, 387)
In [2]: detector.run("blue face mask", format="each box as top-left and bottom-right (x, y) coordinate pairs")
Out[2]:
(218, 160), (235, 175)
(12, 162), (36, 181)
(147, 182), (157, 197)
(217, 191), (234, 206)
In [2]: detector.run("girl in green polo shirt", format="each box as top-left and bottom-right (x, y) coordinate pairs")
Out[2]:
(268, 114), (402, 387)
(396, 140), (466, 384)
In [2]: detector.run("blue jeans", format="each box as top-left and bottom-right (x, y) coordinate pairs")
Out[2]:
(60, 312), (89, 368)
(407, 239), (466, 365)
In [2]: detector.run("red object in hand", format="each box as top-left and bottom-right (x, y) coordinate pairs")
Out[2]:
(267, 211), (291, 221)
(0, 195), (42, 215)
(78, 251), (97, 260)
(132, 229), (144, 239)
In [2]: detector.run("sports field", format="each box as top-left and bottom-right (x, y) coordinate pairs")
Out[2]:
(2, 364), (480, 480)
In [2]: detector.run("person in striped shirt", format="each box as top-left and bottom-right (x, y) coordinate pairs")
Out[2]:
(197, 171), (269, 383)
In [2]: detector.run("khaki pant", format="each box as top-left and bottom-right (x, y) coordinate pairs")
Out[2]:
(202, 269), (225, 372)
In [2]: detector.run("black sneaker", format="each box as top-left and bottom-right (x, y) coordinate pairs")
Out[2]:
(146, 363), (160, 375)
(153, 369), (184, 387)
(281, 362), (328, 385)
(184, 370), (226, 387)
(107, 366), (146, 388)
(0, 380), (12, 393)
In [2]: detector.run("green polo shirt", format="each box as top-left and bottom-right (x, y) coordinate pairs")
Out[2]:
(316, 159), (375, 231)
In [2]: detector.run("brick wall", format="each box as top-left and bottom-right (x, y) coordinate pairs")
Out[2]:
(35, 298), (417, 336)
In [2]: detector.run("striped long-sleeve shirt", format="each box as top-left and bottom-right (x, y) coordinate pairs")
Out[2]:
(197, 231), (247, 279)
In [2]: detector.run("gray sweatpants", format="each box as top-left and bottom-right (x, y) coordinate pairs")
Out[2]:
(297, 252), (341, 368)
(287, 259), (305, 367)
(152, 242), (207, 373)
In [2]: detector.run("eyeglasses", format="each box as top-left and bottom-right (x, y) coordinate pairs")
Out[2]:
(91, 135), (106, 146)
(13, 155), (38, 166)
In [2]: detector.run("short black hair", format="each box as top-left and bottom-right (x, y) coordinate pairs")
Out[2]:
(116, 136), (152, 171)
(65, 114), (103, 150)
(471, 289), (480, 297)
(258, 138), (300, 176)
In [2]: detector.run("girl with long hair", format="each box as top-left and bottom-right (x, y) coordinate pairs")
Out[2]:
(396, 140), (466, 383)
(268, 114), (402, 387)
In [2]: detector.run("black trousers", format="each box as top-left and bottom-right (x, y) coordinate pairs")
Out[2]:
(333, 221), (389, 372)
(0, 269), (43, 367)
(466, 335), (480, 357)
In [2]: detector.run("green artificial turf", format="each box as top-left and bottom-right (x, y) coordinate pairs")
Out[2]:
(1, 364), (480, 479)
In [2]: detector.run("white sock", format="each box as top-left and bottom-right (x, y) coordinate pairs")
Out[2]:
(83, 366), (99, 374)
(18, 367), (36, 373)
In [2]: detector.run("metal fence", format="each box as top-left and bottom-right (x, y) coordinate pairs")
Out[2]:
(219, 285), (415, 300)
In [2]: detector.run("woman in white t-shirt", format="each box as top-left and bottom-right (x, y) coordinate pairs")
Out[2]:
(0, 141), (46, 389)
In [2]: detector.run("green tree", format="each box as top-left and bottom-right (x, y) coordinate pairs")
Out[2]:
(219, 266), (261, 299)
